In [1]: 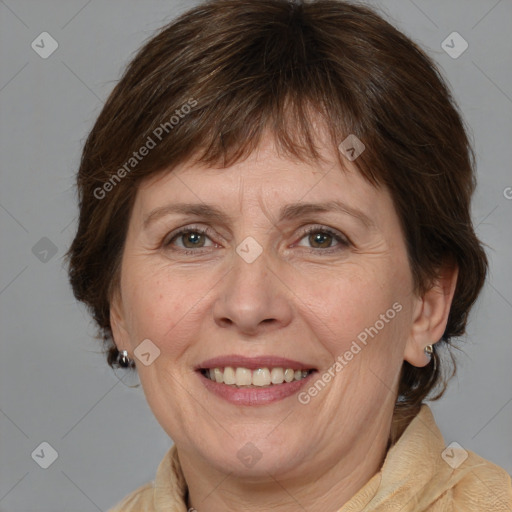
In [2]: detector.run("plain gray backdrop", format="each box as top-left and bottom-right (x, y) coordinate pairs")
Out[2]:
(1, 0), (511, 510)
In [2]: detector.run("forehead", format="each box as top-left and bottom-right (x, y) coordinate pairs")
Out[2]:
(137, 132), (383, 210)
(129, 142), (401, 247)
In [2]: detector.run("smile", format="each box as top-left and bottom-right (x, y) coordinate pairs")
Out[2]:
(200, 366), (314, 387)
(197, 368), (318, 406)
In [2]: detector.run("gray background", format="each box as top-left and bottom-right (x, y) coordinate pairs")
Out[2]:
(0, 0), (511, 510)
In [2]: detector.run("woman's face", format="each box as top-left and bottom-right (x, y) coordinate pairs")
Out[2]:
(111, 131), (428, 480)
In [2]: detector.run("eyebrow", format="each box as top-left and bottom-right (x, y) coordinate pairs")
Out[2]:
(143, 200), (375, 230)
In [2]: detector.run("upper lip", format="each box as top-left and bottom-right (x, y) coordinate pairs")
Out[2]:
(197, 355), (316, 371)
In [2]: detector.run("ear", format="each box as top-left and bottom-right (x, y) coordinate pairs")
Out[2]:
(110, 288), (131, 354)
(404, 262), (459, 367)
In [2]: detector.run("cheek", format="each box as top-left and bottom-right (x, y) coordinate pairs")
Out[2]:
(302, 266), (396, 327)
(296, 262), (412, 368)
(121, 262), (209, 351)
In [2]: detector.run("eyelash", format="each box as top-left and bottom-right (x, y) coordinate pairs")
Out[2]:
(162, 224), (350, 256)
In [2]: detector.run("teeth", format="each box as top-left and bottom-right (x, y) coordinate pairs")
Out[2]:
(252, 368), (271, 386)
(284, 368), (295, 382)
(270, 367), (284, 384)
(236, 367), (252, 386)
(223, 366), (236, 385)
(202, 367), (313, 387)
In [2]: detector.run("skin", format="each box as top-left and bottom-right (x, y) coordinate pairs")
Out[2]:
(111, 129), (458, 512)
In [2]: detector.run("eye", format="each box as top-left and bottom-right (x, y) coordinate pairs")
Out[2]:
(163, 226), (216, 252)
(295, 226), (350, 253)
(162, 224), (350, 255)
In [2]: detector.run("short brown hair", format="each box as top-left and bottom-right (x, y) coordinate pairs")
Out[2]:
(66, 0), (488, 436)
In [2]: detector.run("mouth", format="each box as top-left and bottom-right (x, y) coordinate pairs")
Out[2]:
(195, 355), (318, 405)
(199, 366), (315, 387)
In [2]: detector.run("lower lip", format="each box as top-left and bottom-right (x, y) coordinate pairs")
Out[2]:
(197, 370), (317, 405)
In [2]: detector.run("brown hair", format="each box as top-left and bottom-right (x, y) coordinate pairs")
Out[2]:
(66, 0), (487, 439)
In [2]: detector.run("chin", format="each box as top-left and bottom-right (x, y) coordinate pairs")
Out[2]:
(202, 435), (306, 478)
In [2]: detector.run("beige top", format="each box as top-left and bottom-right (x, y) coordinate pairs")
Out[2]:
(107, 404), (512, 511)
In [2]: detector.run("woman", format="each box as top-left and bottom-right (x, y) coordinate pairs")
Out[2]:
(66, 0), (512, 510)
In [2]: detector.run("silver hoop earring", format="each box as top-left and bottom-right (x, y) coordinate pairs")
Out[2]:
(118, 350), (134, 368)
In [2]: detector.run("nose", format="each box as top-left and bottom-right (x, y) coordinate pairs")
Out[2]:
(212, 247), (293, 336)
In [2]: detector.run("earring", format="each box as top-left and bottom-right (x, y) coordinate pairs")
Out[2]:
(118, 349), (134, 368)
(424, 344), (434, 358)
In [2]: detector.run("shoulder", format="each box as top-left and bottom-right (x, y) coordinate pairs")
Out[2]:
(448, 449), (512, 510)
(375, 405), (512, 510)
(106, 482), (155, 512)
(419, 405), (512, 509)
(105, 443), (187, 511)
